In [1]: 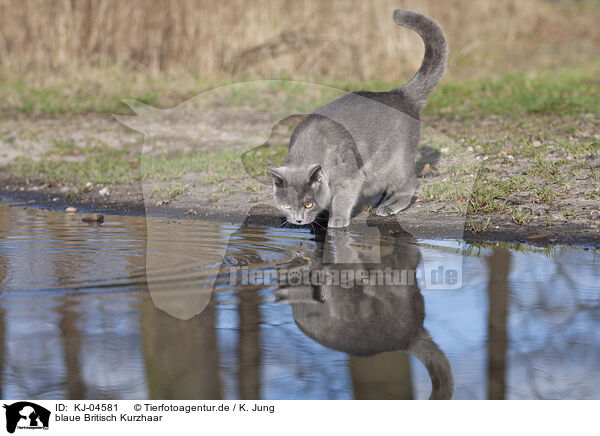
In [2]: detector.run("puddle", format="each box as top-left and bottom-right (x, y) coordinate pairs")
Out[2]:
(0, 203), (598, 399)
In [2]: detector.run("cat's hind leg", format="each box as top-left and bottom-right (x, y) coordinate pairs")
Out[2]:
(375, 178), (418, 217)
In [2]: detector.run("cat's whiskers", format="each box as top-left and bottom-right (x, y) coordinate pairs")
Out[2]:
(312, 220), (326, 231)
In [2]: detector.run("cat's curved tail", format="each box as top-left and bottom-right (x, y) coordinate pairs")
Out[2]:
(393, 9), (448, 110)
(408, 327), (454, 400)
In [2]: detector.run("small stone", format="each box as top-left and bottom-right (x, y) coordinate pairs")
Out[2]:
(65, 207), (78, 213)
(82, 214), (104, 223)
(27, 200), (36, 204)
(185, 209), (197, 215)
(98, 187), (111, 197)
(85, 182), (93, 188)
(532, 140), (541, 147)
(527, 233), (549, 241)
(52, 197), (60, 202)
(59, 186), (71, 193)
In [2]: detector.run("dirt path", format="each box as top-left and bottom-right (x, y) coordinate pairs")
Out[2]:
(1, 109), (599, 247)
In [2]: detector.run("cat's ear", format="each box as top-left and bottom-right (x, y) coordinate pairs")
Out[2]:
(268, 167), (287, 188)
(308, 164), (324, 187)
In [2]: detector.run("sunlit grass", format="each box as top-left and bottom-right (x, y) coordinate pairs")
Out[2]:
(1, 68), (598, 117)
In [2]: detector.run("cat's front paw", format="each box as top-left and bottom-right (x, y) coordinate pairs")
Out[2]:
(328, 216), (350, 228)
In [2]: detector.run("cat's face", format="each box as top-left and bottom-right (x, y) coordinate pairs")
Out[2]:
(268, 164), (331, 225)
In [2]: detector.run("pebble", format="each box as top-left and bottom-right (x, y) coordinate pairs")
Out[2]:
(65, 207), (78, 213)
(527, 233), (549, 241)
(82, 214), (104, 223)
(98, 187), (111, 197)
(52, 197), (60, 202)
(185, 209), (198, 215)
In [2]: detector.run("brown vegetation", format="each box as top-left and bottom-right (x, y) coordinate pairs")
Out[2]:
(0, 0), (598, 81)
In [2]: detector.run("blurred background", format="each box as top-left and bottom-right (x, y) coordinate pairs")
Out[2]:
(0, 0), (598, 112)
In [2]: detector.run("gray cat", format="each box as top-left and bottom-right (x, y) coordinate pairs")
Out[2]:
(268, 9), (448, 227)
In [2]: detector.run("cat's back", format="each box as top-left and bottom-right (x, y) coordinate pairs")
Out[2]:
(316, 89), (419, 121)
(313, 89), (421, 142)
(286, 88), (421, 172)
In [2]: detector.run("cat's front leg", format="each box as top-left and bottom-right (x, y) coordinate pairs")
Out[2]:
(327, 191), (357, 228)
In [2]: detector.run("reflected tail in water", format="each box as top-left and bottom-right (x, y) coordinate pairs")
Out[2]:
(408, 328), (454, 400)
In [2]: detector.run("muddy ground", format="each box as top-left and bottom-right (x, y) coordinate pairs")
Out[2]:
(0, 104), (599, 247)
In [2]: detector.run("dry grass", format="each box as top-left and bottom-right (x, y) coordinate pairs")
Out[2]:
(0, 0), (598, 82)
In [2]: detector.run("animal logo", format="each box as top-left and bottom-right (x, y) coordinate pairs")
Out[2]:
(2, 402), (50, 434)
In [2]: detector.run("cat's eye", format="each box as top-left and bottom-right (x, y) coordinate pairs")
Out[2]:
(282, 204), (291, 209)
(304, 202), (314, 209)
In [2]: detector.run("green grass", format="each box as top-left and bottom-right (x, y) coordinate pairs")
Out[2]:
(466, 217), (491, 233)
(0, 71), (206, 116)
(533, 187), (556, 204)
(588, 182), (600, 200)
(7, 143), (251, 188)
(241, 142), (288, 179)
(424, 69), (600, 117)
(150, 183), (186, 201)
(140, 149), (242, 182)
(422, 175), (529, 215)
(9, 146), (139, 185)
(421, 180), (471, 203)
(1, 67), (597, 117)
(511, 207), (533, 225)
(244, 183), (263, 192)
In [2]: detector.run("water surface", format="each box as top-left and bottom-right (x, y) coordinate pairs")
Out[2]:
(0, 203), (598, 399)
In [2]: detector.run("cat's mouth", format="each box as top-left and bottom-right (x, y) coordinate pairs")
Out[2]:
(287, 218), (313, 226)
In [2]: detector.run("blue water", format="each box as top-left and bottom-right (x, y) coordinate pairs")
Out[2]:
(0, 203), (598, 399)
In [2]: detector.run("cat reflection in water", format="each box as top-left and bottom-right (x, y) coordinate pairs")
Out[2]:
(275, 219), (454, 400)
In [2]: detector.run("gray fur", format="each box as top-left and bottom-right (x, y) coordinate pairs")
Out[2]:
(275, 225), (454, 399)
(270, 10), (448, 227)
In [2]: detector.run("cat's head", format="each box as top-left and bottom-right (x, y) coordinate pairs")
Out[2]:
(268, 164), (331, 225)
